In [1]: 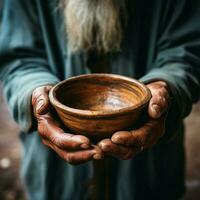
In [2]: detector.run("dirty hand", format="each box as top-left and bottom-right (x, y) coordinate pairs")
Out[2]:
(98, 81), (170, 160)
(32, 85), (103, 164)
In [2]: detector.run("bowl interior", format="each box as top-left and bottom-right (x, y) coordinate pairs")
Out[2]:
(53, 75), (148, 113)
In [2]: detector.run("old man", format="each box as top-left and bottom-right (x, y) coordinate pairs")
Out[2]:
(0, 0), (200, 199)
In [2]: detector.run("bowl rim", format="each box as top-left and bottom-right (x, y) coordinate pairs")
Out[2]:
(49, 73), (151, 118)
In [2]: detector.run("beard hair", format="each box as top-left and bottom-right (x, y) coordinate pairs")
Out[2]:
(60, 0), (127, 54)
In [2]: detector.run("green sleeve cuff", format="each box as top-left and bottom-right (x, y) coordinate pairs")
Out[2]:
(139, 69), (178, 100)
(3, 72), (59, 133)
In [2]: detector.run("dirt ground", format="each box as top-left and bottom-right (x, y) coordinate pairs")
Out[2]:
(185, 103), (200, 200)
(0, 84), (200, 200)
(0, 85), (25, 200)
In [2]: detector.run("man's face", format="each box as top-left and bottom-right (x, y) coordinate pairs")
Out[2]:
(60, 0), (126, 54)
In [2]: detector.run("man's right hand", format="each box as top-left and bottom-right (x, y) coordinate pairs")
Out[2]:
(32, 85), (103, 165)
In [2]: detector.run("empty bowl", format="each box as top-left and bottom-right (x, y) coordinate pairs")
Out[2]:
(49, 74), (151, 139)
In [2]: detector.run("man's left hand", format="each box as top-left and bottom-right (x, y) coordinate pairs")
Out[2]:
(98, 81), (170, 160)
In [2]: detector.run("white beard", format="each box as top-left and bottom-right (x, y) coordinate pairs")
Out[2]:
(60, 0), (127, 54)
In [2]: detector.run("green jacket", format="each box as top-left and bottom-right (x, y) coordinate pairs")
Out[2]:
(0, 0), (200, 199)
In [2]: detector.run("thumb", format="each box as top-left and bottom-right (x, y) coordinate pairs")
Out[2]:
(32, 85), (53, 116)
(147, 81), (170, 119)
(148, 101), (163, 119)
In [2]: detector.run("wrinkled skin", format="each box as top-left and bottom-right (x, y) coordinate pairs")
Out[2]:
(32, 81), (170, 164)
(32, 86), (103, 165)
(98, 81), (170, 159)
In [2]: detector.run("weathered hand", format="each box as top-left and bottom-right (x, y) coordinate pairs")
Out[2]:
(32, 85), (103, 164)
(98, 81), (170, 160)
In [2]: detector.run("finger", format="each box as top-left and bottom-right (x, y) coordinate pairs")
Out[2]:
(148, 91), (169, 119)
(98, 139), (140, 160)
(111, 117), (165, 148)
(147, 82), (170, 119)
(38, 113), (91, 150)
(32, 85), (53, 116)
(42, 139), (103, 165)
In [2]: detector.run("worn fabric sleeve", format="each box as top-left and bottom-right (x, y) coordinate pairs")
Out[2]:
(140, 0), (200, 139)
(0, 0), (59, 132)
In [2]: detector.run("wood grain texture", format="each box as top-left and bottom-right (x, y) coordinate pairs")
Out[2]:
(49, 74), (151, 139)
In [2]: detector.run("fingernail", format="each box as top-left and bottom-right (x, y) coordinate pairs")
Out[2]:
(152, 104), (161, 116)
(93, 154), (103, 160)
(36, 100), (44, 113)
(80, 143), (90, 149)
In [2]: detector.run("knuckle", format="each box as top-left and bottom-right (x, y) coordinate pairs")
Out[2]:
(159, 96), (165, 104)
(131, 134), (141, 146)
(59, 134), (67, 146)
(136, 127), (148, 147)
(157, 90), (163, 97)
(38, 122), (50, 136)
(160, 88), (170, 101)
(55, 138), (68, 148)
(53, 134), (62, 146)
(37, 115), (49, 127)
(51, 136), (61, 146)
(160, 98), (169, 109)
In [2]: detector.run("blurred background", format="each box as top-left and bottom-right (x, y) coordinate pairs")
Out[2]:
(0, 85), (200, 200)
(0, 1), (200, 200)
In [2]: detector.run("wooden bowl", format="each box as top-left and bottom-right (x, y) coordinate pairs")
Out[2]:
(49, 74), (151, 139)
